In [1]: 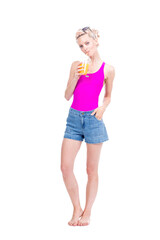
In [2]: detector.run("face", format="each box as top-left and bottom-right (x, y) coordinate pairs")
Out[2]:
(77, 34), (98, 56)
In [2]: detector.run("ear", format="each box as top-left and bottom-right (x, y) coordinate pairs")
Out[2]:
(95, 38), (99, 46)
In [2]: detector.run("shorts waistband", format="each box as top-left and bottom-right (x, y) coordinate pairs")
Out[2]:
(69, 107), (96, 116)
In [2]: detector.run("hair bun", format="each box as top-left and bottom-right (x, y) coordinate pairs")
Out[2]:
(91, 29), (100, 38)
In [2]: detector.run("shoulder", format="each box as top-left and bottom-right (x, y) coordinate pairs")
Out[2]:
(104, 63), (115, 80)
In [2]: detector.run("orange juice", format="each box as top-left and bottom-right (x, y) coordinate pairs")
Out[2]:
(78, 62), (89, 75)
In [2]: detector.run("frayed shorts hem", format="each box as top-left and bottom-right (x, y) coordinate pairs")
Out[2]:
(85, 138), (109, 144)
(64, 134), (83, 142)
(64, 134), (109, 144)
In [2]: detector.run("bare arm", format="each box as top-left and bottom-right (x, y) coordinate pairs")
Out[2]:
(64, 61), (81, 101)
(102, 65), (115, 110)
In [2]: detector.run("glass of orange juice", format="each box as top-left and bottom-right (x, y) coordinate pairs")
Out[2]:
(78, 58), (90, 75)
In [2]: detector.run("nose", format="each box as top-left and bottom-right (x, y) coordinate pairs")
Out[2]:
(83, 46), (88, 52)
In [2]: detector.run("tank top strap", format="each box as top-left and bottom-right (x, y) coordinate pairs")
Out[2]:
(102, 62), (106, 67)
(100, 62), (105, 73)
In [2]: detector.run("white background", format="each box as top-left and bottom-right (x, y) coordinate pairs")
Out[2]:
(0, 0), (160, 239)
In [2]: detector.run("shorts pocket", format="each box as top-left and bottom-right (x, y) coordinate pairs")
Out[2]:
(93, 114), (102, 121)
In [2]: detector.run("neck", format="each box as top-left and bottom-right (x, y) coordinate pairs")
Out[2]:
(88, 50), (102, 64)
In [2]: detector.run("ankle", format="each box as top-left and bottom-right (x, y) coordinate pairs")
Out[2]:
(73, 206), (83, 212)
(83, 209), (91, 215)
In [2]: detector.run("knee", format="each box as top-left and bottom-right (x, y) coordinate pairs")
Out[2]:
(86, 167), (98, 179)
(61, 164), (73, 177)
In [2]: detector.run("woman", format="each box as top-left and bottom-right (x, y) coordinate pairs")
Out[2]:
(61, 26), (115, 226)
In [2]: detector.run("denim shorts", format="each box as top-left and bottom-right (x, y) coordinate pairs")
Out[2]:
(63, 107), (109, 144)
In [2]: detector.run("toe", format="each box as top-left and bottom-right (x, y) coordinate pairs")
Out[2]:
(73, 222), (78, 226)
(77, 221), (80, 226)
(84, 222), (89, 226)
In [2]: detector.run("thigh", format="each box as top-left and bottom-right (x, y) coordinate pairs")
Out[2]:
(86, 142), (103, 173)
(61, 138), (82, 169)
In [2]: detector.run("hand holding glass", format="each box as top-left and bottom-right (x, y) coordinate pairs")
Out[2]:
(78, 61), (89, 75)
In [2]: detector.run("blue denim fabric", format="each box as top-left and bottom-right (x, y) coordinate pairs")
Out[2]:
(64, 107), (109, 144)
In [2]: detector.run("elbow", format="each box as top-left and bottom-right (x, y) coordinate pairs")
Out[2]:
(64, 94), (69, 101)
(105, 96), (111, 102)
(64, 91), (70, 101)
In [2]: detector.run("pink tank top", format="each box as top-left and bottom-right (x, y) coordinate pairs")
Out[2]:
(70, 62), (105, 111)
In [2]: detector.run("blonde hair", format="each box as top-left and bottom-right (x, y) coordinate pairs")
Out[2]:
(75, 27), (100, 44)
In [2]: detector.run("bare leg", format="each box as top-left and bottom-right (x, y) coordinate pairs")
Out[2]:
(78, 142), (103, 226)
(61, 138), (83, 226)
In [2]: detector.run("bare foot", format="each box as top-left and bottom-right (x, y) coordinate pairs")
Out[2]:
(77, 210), (91, 226)
(68, 208), (83, 226)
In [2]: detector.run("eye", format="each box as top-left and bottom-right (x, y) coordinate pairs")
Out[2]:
(80, 45), (83, 48)
(86, 42), (89, 44)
